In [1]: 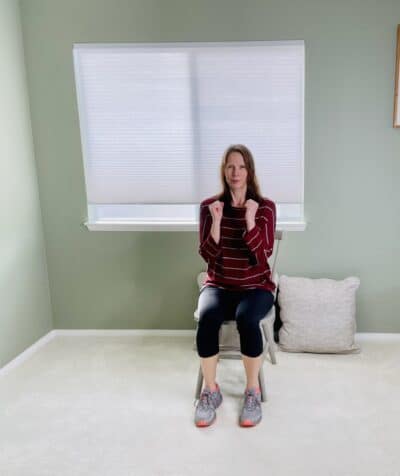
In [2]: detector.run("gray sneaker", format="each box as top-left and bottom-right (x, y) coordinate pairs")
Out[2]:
(194, 383), (223, 427)
(239, 387), (262, 427)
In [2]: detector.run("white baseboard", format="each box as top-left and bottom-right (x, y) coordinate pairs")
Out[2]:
(354, 332), (400, 341)
(54, 329), (195, 337)
(1, 330), (399, 377)
(0, 330), (57, 378)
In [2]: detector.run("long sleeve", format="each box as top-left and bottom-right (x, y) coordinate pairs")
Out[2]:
(198, 203), (222, 263)
(242, 201), (276, 266)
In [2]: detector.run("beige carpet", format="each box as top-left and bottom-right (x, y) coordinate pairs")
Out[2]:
(0, 334), (399, 476)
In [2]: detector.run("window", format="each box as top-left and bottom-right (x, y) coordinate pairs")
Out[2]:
(73, 41), (305, 231)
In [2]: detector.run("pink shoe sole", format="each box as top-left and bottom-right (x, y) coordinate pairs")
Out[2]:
(195, 416), (216, 427)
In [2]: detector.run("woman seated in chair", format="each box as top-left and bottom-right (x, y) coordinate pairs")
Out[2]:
(195, 143), (276, 428)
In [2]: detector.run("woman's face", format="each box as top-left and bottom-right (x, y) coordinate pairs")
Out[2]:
(224, 152), (248, 191)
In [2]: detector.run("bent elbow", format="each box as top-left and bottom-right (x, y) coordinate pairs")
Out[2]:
(198, 247), (210, 264)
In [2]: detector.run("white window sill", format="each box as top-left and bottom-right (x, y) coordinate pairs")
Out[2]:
(83, 221), (307, 231)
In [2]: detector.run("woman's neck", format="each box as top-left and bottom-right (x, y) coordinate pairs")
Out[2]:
(230, 188), (247, 207)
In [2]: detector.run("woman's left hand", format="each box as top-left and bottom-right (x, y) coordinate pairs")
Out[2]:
(244, 199), (259, 230)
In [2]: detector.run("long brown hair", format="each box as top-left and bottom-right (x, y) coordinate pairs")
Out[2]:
(217, 144), (263, 206)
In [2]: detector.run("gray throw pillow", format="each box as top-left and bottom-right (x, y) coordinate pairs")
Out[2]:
(278, 275), (361, 354)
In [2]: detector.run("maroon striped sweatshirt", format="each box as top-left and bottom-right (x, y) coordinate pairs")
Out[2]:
(198, 195), (276, 292)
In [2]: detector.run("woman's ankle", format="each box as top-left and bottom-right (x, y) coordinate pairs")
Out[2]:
(205, 382), (218, 392)
(246, 385), (261, 393)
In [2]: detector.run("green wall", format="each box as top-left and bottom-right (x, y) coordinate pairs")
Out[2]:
(0, 0), (53, 368)
(19, 0), (400, 332)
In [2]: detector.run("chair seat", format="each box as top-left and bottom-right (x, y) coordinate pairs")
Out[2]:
(194, 306), (273, 324)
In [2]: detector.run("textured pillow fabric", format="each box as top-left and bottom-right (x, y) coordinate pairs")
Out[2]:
(278, 275), (361, 354)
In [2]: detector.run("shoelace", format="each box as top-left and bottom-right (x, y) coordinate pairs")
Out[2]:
(198, 390), (212, 409)
(244, 391), (259, 410)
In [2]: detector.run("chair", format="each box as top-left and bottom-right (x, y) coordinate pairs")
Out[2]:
(193, 230), (283, 403)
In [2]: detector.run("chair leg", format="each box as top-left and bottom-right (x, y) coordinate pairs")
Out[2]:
(258, 366), (267, 402)
(262, 318), (277, 365)
(195, 364), (203, 401)
(266, 321), (277, 365)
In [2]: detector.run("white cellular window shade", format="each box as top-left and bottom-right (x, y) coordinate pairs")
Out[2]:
(73, 41), (305, 230)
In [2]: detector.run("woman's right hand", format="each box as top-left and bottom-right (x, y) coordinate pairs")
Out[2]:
(208, 200), (224, 222)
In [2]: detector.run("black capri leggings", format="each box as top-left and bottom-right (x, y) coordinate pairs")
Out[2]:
(196, 286), (275, 358)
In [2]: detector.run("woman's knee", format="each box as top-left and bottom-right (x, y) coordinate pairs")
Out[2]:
(198, 305), (225, 329)
(196, 317), (221, 358)
(235, 311), (263, 332)
(236, 316), (264, 356)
